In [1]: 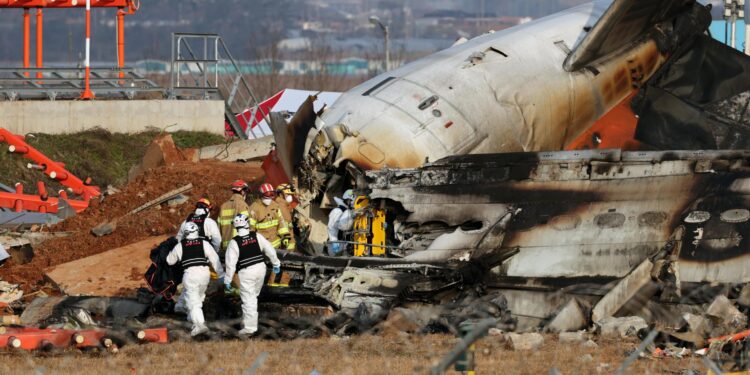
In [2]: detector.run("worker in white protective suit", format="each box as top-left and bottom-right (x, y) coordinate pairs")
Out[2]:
(223, 213), (281, 336)
(167, 222), (225, 336)
(174, 198), (222, 314)
(176, 198), (222, 250)
(327, 189), (354, 256)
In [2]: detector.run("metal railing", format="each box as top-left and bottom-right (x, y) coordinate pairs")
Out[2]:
(0, 67), (163, 100)
(169, 32), (270, 139)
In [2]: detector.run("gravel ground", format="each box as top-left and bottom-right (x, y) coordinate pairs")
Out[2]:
(0, 333), (707, 375)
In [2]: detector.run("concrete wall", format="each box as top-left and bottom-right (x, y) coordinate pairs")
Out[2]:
(0, 100), (225, 135)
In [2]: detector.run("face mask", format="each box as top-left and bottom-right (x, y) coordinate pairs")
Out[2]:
(262, 198), (273, 206)
(195, 208), (208, 216)
(285, 195), (293, 203)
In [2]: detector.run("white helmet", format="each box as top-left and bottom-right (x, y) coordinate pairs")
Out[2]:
(183, 222), (200, 235)
(233, 213), (250, 229)
(342, 189), (354, 202)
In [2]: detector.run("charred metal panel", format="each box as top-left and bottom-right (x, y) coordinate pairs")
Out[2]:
(564, 0), (699, 71)
(634, 34), (750, 150)
(285, 0), (711, 194)
(365, 149), (750, 282)
(589, 160), (695, 180)
(674, 193), (750, 282)
(268, 96), (319, 180)
(497, 289), (600, 331)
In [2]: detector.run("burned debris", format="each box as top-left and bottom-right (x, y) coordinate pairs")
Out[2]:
(7, 0), (750, 373)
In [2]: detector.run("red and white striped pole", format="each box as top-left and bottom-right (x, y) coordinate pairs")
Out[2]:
(80, 0), (95, 99)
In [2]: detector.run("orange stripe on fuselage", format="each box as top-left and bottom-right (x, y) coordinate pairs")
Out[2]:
(566, 92), (643, 151)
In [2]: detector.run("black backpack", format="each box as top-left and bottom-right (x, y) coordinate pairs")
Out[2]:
(144, 237), (182, 301)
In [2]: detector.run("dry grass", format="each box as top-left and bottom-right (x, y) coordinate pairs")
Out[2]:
(0, 334), (706, 375)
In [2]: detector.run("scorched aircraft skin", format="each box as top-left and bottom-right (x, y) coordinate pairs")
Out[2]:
(258, 0), (750, 329)
(273, 0), (710, 184)
(267, 0), (750, 290)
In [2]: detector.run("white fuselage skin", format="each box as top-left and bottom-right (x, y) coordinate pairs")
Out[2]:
(315, 0), (665, 170)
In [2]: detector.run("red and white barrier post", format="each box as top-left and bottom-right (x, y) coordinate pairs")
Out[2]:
(80, 0), (94, 99)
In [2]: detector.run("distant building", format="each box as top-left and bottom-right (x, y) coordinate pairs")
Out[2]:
(416, 12), (528, 38)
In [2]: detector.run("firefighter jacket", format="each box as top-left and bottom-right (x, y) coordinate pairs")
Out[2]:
(218, 194), (251, 250)
(274, 196), (296, 250)
(248, 200), (289, 248)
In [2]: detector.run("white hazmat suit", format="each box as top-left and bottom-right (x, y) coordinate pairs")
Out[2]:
(175, 207), (222, 250)
(327, 197), (353, 255)
(167, 231), (224, 335)
(224, 228), (280, 335)
(174, 207), (222, 314)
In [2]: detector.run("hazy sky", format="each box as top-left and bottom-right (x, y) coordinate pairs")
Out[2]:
(0, 0), (738, 63)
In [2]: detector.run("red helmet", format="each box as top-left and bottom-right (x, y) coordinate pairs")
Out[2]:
(259, 183), (275, 198)
(231, 180), (248, 192)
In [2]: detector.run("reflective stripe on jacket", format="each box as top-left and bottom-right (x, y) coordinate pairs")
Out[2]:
(218, 194), (250, 250)
(249, 200), (288, 243)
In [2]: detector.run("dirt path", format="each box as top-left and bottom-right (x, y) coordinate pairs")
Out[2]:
(0, 160), (264, 292)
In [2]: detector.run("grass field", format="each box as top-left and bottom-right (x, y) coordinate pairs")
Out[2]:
(0, 333), (705, 375)
(0, 129), (226, 190)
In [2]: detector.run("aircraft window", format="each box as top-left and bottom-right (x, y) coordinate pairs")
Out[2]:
(720, 209), (750, 223)
(549, 215), (581, 231)
(362, 76), (396, 96)
(638, 211), (667, 227)
(684, 211), (710, 224)
(594, 212), (626, 228)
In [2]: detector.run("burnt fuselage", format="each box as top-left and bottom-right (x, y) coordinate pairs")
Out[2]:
(365, 149), (750, 284)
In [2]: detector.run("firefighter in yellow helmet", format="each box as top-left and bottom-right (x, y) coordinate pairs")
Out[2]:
(248, 183), (290, 249)
(274, 183), (297, 251)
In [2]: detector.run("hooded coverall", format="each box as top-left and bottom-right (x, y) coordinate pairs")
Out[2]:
(224, 230), (280, 334)
(167, 235), (225, 332)
(174, 210), (223, 313)
(327, 203), (353, 255)
(176, 210), (222, 250)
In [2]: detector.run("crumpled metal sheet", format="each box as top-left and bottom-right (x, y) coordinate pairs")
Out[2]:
(634, 34), (750, 149)
(268, 96), (319, 181)
(363, 148), (750, 282)
(564, 0), (699, 71)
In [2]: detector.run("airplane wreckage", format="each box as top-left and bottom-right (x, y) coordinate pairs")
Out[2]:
(260, 0), (750, 334)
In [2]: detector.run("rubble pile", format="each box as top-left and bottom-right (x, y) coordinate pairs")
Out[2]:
(0, 160), (263, 292)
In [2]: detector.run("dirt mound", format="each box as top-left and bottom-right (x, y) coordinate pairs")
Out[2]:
(1, 129), (225, 190)
(0, 160), (264, 291)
